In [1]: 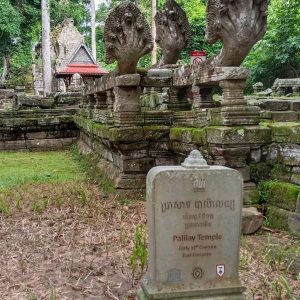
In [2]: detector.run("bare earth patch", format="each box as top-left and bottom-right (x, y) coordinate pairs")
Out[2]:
(0, 182), (299, 300)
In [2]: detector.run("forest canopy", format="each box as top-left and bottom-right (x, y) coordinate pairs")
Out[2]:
(0, 0), (299, 90)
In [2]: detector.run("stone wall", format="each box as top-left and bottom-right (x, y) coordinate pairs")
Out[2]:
(0, 109), (78, 151)
(76, 65), (300, 235)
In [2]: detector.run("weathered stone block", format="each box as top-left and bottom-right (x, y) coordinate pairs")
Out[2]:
(206, 126), (271, 145)
(243, 183), (260, 206)
(236, 166), (251, 182)
(281, 145), (300, 166)
(263, 99), (291, 111)
(143, 126), (170, 140)
(288, 212), (300, 236)
(5, 140), (27, 150)
(271, 111), (298, 122)
(170, 127), (206, 145)
(115, 174), (146, 189)
(242, 207), (264, 235)
(143, 78), (172, 88)
(209, 106), (260, 126)
(266, 206), (289, 231)
(291, 174), (300, 185)
(26, 138), (63, 150)
(0, 89), (14, 99)
(109, 127), (144, 142)
(115, 74), (141, 87)
(122, 158), (155, 173)
(171, 141), (197, 156)
(291, 100), (300, 111)
(113, 86), (141, 112)
(25, 132), (47, 140)
(271, 122), (300, 143)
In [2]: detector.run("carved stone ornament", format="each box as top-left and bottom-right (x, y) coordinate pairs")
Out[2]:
(155, 0), (191, 67)
(205, 0), (269, 67)
(104, 2), (153, 75)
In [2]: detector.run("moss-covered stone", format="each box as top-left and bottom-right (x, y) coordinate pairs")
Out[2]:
(109, 127), (144, 142)
(205, 126), (271, 145)
(269, 122), (300, 143)
(243, 187), (260, 206)
(170, 127), (206, 145)
(266, 205), (290, 231)
(74, 116), (110, 139)
(259, 180), (300, 211)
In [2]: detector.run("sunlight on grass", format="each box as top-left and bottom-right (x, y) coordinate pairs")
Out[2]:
(0, 151), (85, 191)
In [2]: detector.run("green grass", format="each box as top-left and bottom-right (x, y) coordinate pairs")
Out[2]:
(0, 151), (85, 192)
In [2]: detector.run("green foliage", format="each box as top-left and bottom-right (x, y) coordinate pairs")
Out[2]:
(50, 0), (89, 33)
(130, 225), (148, 281)
(0, 0), (21, 57)
(244, 0), (300, 90)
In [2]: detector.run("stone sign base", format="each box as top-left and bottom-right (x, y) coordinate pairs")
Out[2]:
(138, 282), (246, 300)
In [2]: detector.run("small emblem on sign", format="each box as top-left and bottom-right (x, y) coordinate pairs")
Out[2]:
(193, 178), (206, 192)
(167, 269), (182, 283)
(216, 264), (225, 277)
(192, 267), (203, 279)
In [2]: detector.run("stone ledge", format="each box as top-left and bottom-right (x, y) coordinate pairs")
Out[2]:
(205, 126), (271, 145)
(170, 127), (206, 145)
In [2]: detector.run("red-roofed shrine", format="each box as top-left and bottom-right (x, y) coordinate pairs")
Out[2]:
(55, 44), (108, 90)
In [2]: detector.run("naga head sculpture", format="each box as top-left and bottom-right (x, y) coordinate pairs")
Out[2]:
(104, 2), (153, 75)
(155, 0), (191, 67)
(205, 0), (268, 67)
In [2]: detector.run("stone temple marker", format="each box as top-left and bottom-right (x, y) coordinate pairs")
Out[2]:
(138, 150), (246, 300)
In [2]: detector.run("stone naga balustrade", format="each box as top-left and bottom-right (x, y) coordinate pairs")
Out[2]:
(76, 0), (270, 191)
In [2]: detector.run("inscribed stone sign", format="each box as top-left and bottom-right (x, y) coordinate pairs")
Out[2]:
(138, 150), (246, 300)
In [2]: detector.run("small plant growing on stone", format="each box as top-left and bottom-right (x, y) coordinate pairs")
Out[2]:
(130, 225), (148, 285)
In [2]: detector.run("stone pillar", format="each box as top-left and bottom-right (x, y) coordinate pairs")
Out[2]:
(113, 74), (141, 126)
(209, 79), (260, 126)
(220, 80), (247, 107)
(192, 86), (215, 109)
(95, 92), (107, 109)
(106, 90), (115, 111)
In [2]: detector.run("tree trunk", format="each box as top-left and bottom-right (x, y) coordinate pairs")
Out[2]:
(41, 0), (52, 96)
(0, 55), (10, 85)
(151, 0), (157, 65)
(91, 0), (97, 61)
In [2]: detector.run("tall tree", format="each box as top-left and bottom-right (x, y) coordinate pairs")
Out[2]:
(91, 0), (97, 60)
(41, 0), (52, 96)
(151, 0), (157, 64)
